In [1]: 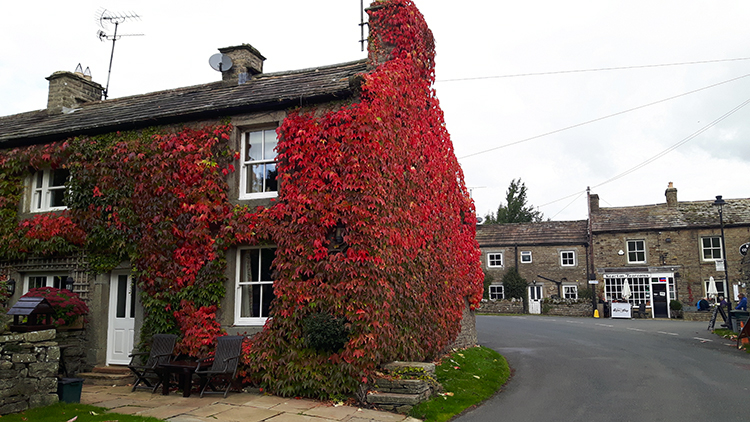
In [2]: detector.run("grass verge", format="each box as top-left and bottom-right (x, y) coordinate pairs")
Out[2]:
(0, 402), (164, 422)
(409, 346), (509, 422)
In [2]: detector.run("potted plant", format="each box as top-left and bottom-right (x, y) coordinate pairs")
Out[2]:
(21, 287), (89, 329)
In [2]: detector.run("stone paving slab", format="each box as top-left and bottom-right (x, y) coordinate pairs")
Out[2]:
(211, 406), (282, 422)
(267, 413), (335, 422)
(270, 398), (321, 412)
(243, 394), (293, 409)
(82, 384), (419, 422)
(184, 403), (236, 417)
(303, 405), (360, 420)
(134, 404), (204, 419)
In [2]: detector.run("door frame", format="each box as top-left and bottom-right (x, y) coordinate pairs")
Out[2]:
(106, 271), (136, 365)
(528, 284), (543, 314)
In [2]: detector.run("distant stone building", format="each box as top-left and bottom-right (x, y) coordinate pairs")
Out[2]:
(591, 183), (750, 318)
(476, 183), (750, 318)
(476, 220), (590, 314)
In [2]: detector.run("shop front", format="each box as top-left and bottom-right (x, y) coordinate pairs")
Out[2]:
(603, 273), (676, 318)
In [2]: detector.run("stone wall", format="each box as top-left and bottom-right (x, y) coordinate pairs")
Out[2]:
(542, 299), (592, 317)
(0, 329), (59, 414)
(448, 297), (477, 350)
(479, 298), (524, 314)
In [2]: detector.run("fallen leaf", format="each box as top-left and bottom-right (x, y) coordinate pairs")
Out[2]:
(473, 375), (480, 379)
(66, 417), (78, 422)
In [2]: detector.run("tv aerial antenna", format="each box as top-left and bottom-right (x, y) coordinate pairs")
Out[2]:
(359, 0), (369, 51)
(96, 8), (143, 99)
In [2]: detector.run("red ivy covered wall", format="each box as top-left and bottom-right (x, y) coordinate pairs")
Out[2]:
(243, 0), (484, 397)
(0, 0), (482, 398)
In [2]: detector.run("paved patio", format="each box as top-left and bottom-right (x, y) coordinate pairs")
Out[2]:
(81, 384), (420, 422)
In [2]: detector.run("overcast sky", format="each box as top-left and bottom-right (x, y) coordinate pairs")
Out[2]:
(2, 1), (749, 221)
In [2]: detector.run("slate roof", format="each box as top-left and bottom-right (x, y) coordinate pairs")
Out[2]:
(475, 220), (589, 247)
(591, 198), (750, 233)
(0, 59), (368, 148)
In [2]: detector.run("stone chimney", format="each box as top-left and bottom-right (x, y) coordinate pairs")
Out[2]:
(218, 44), (265, 85)
(46, 66), (103, 114)
(589, 193), (600, 212)
(665, 182), (677, 207)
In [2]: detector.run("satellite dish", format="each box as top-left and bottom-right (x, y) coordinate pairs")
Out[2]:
(209, 53), (233, 72)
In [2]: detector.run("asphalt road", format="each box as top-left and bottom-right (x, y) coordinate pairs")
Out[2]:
(457, 315), (750, 422)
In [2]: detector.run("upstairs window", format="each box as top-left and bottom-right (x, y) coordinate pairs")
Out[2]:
(627, 240), (646, 263)
(520, 251), (532, 263)
(240, 129), (278, 199)
(701, 236), (723, 261)
(32, 169), (69, 212)
(560, 250), (576, 266)
(487, 253), (503, 268)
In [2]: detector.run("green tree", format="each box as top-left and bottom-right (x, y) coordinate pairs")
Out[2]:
(501, 267), (528, 300)
(484, 178), (543, 224)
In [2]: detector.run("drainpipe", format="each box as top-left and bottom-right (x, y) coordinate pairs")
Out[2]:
(587, 187), (596, 317)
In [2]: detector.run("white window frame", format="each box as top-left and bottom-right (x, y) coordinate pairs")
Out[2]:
(235, 246), (276, 325)
(563, 285), (578, 299)
(487, 252), (503, 268)
(31, 169), (69, 212)
(520, 251), (532, 263)
(23, 272), (68, 294)
(239, 129), (278, 200)
(627, 240), (646, 263)
(701, 236), (723, 261)
(489, 284), (504, 300)
(560, 250), (576, 266)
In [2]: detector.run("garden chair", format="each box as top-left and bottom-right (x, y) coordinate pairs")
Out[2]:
(194, 335), (244, 398)
(128, 334), (178, 392)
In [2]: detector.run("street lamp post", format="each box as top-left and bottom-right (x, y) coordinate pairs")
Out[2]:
(713, 195), (732, 328)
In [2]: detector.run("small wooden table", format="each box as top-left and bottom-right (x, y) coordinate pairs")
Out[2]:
(157, 360), (210, 397)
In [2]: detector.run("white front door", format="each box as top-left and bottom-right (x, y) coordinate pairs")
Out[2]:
(529, 284), (543, 314)
(107, 272), (136, 365)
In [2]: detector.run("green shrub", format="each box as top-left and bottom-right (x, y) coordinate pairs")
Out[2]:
(670, 300), (683, 311)
(302, 312), (349, 353)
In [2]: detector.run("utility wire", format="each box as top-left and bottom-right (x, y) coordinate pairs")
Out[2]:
(458, 71), (750, 160)
(537, 96), (750, 209)
(437, 57), (750, 83)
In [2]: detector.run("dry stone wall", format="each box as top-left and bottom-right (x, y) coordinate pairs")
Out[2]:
(0, 329), (59, 414)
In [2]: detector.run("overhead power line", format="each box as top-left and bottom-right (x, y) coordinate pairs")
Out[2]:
(458, 71), (750, 160)
(537, 95), (750, 210)
(437, 57), (750, 83)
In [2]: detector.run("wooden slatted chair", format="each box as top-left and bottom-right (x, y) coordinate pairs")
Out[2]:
(128, 334), (177, 392)
(194, 335), (244, 398)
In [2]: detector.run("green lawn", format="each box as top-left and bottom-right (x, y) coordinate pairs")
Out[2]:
(0, 402), (163, 422)
(410, 346), (510, 422)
